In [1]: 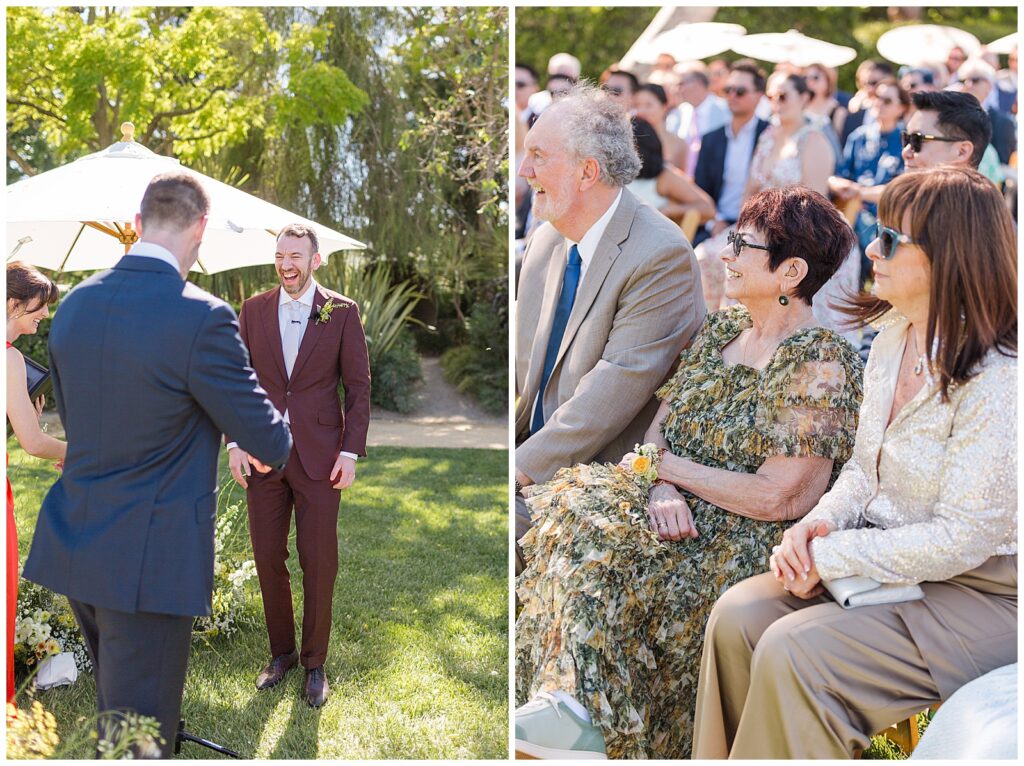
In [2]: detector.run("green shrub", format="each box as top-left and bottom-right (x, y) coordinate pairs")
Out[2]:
(367, 328), (422, 414)
(440, 291), (507, 415)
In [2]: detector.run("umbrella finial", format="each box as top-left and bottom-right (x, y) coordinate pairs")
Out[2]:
(120, 122), (136, 142)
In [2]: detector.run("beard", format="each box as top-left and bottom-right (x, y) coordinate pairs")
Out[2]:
(531, 177), (576, 223)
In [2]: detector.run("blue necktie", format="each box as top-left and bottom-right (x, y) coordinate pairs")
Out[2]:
(532, 244), (583, 434)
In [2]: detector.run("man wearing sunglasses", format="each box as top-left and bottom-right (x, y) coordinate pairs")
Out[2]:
(902, 89), (991, 171)
(692, 60), (770, 246)
(956, 59), (1015, 166)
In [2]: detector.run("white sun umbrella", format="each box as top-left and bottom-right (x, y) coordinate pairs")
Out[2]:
(6, 123), (365, 274)
(630, 22), (747, 66)
(875, 25), (981, 67)
(987, 32), (1018, 55)
(730, 29), (856, 68)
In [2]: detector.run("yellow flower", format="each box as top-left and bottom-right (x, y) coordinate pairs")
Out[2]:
(631, 455), (652, 474)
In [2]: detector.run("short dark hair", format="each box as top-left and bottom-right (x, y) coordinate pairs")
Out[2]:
(737, 185), (855, 306)
(681, 70), (710, 89)
(637, 83), (668, 106)
(277, 223), (319, 255)
(729, 59), (767, 93)
(632, 117), (664, 180)
(515, 63), (539, 84)
(140, 172), (209, 231)
(871, 60), (895, 79)
(910, 90), (992, 168)
(608, 68), (639, 93)
(778, 73), (810, 99)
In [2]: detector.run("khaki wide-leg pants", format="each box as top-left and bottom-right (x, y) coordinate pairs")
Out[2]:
(692, 556), (1017, 759)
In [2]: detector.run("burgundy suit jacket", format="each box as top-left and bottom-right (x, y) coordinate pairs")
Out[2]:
(236, 284), (371, 480)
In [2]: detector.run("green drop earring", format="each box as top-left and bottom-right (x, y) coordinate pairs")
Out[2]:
(778, 295), (789, 306)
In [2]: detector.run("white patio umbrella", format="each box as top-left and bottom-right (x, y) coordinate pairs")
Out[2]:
(875, 25), (981, 67)
(987, 32), (1018, 55)
(6, 123), (366, 274)
(630, 22), (747, 65)
(730, 29), (857, 69)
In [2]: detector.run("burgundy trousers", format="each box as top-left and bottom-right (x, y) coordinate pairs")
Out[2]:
(246, 446), (341, 669)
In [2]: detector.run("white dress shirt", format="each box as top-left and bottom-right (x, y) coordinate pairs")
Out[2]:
(531, 189), (623, 423)
(126, 241), (182, 276)
(228, 278), (357, 462)
(717, 116), (760, 222)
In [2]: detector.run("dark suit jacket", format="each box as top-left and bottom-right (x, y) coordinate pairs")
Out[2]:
(987, 106), (1016, 165)
(23, 255), (292, 617)
(235, 284), (371, 480)
(692, 117), (770, 244)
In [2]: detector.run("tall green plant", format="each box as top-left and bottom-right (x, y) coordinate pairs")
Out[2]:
(333, 260), (423, 356)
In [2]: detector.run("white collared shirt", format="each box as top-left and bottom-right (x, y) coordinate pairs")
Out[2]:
(127, 241), (182, 276)
(227, 276), (357, 461)
(717, 115), (760, 222)
(568, 188), (623, 281)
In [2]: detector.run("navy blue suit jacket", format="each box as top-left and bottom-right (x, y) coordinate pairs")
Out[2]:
(693, 118), (770, 244)
(23, 255), (292, 617)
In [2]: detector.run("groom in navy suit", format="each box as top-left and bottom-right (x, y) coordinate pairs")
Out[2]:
(24, 172), (292, 757)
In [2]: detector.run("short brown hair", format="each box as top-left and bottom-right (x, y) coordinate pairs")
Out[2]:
(7, 261), (59, 316)
(737, 186), (855, 306)
(276, 223), (319, 255)
(841, 167), (1016, 400)
(139, 172), (209, 231)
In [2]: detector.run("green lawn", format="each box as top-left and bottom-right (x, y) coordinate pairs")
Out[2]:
(8, 442), (509, 759)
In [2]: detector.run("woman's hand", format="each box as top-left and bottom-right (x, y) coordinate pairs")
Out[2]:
(770, 519), (834, 588)
(648, 483), (698, 541)
(34, 395), (45, 418)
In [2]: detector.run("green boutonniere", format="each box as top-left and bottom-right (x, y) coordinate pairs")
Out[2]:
(314, 298), (347, 325)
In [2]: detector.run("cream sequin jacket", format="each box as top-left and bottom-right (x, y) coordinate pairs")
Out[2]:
(805, 314), (1017, 584)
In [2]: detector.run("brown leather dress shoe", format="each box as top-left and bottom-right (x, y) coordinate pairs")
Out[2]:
(304, 665), (329, 707)
(255, 650), (299, 690)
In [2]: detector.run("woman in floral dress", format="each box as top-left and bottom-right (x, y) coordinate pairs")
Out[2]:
(514, 186), (865, 760)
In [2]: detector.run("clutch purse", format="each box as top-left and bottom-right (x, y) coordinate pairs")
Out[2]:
(822, 575), (924, 609)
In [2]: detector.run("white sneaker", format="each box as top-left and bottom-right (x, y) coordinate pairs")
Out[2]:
(514, 691), (607, 759)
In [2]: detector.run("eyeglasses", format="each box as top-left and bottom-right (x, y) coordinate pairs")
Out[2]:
(900, 130), (964, 153)
(723, 85), (749, 97)
(875, 223), (916, 260)
(727, 230), (771, 258)
(602, 85), (624, 96)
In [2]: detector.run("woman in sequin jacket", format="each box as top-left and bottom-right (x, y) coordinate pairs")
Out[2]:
(693, 166), (1017, 759)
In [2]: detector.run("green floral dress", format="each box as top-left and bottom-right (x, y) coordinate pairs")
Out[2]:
(515, 305), (864, 759)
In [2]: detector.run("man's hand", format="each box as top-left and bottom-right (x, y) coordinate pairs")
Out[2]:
(331, 454), (357, 490)
(515, 469), (533, 490)
(229, 447), (261, 489)
(648, 483), (698, 541)
(769, 520), (834, 598)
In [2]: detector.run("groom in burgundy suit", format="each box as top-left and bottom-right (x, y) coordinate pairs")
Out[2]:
(226, 223), (370, 707)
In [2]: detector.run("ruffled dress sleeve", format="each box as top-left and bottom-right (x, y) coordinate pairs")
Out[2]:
(756, 330), (863, 464)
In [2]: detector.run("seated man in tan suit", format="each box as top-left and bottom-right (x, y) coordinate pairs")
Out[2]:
(514, 83), (706, 575)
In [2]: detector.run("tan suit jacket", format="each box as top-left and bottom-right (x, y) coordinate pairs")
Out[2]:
(515, 188), (705, 483)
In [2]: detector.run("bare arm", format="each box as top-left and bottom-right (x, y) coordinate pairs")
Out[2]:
(6, 347), (66, 460)
(658, 449), (833, 522)
(656, 167), (716, 222)
(800, 130), (834, 197)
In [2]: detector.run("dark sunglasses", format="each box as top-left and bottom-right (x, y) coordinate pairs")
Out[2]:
(727, 230), (771, 258)
(723, 85), (749, 97)
(876, 223), (916, 260)
(900, 130), (963, 153)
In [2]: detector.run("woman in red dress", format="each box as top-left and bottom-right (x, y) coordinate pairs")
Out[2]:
(6, 262), (65, 702)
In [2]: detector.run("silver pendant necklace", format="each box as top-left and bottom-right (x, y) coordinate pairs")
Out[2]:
(911, 331), (926, 376)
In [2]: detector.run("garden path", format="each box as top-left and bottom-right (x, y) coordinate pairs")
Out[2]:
(39, 358), (508, 451)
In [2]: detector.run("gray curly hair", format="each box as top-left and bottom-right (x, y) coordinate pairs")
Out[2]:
(550, 83), (641, 187)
